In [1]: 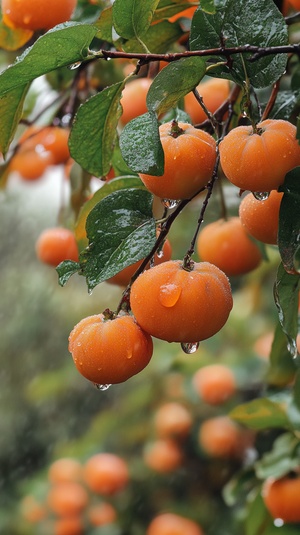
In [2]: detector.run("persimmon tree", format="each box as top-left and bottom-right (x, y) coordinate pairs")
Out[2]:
(0, 0), (300, 533)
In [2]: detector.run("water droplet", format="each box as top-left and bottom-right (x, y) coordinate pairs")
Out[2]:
(287, 340), (298, 359)
(88, 288), (93, 295)
(93, 383), (112, 391)
(149, 256), (155, 268)
(181, 342), (199, 354)
(126, 349), (133, 359)
(156, 248), (164, 259)
(274, 518), (284, 527)
(162, 199), (180, 209)
(61, 113), (72, 127)
(159, 284), (181, 307)
(252, 191), (270, 201)
(68, 61), (82, 71)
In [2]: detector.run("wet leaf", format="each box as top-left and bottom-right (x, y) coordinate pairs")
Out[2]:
(95, 6), (113, 43)
(113, 0), (160, 40)
(190, 0), (288, 88)
(255, 432), (300, 480)
(278, 168), (300, 275)
(69, 81), (124, 177)
(0, 84), (29, 157)
(57, 260), (80, 287)
(119, 112), (164, 175)
(146, 56), (206, 116)
(287, 371), (300, 431)
(123, 20), (183, 54)
(230, 398), (290, 430)
(267, 321), (297, 387)
(152, 1), (195, 22)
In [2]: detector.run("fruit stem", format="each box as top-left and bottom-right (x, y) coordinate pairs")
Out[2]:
(102, 308), (117, 321)
(169, 120), (184, 138)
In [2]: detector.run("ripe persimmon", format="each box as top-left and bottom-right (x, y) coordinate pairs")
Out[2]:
(147, 513), (204, 535)
(184, 78), (230, 124)
(139, 121), (217, 200)
(107, 238), (172, 286)
(21, 495), (47, 523)
(196, 217), (262, 276)
(2, 0), (77, 30)
(169, 6), (197, 22)
(9, 148), (54, 181)
(239, 191), (283, 245)
(262, 476), (300, 523)
(35, 227), (79, 267)
(198, 416), (243, 458)
(18, 126), (70, 164)
(87, 502), (117, 527)
(143, 438), (184, 473)
(68, 313), (153, 385)
(53, 516), (84, 535)
(130, 260), (232, 343)
(48, 458), (83, 484)
(192, 364), (236, 405)
(120, 77), (152, 125)
(83, 453), (129, 495)
(153, 402), (192, 439)
(47, 482), (89, 517)
(219, 119), (300, 192)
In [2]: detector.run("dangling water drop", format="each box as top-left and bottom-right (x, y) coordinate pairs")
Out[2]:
(159, 284), (182, 307)
(274, 518), (284, 528)
(253, 191), (270, 201)
(68, 61), (82, 71)
(156, 248), (164, 259)
(287, 340), (298, 359)
(93, 383), (112, 391)
(181, 342), (200, 354)
(162, 199), (180, 209)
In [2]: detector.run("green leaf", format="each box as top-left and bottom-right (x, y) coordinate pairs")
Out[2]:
(95, 6), (114, 43)
(269, 90), (300, 121)
(0, 84), (29, 157)
(153, 1), (195, 22)
(264, 524), (300, 535)
(245, 488), (273, 535)
(267, 322), (297, 387)
(287, 371), (300, 431)
(57, 260), (80, 287)
(123, 20), (183, 54)
(0, 160), (11, 189)
(201, 0), (216, 13)
(113, 0), (160, 40)
(80, 189), (156, 290)
(190, 0), (288, 88)
(147, 56), (206, 116)
(69, 81), (124, 177)
(255, 432), (300, 480)
(273, 263), (300, 359)
(0, 23), (98, 97)
(119, 112), (164, 175)
(223, 467), (257, 507)
(278, 168), (300, 275)
(230, 398), (290, 430)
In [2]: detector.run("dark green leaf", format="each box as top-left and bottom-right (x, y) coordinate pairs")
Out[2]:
(245, 488), (273, 535)
(230, 398), (290, 430)
(69, 82), (124, 177)
(80, 189), (156, 290)
(264, 524), (300, 535)
(287, 371), (300, 430)
(201, 0), (216, 13)
(269, 90), (300, 121)
(113, 0), (160, 40)
(123, 20), (183, 54)
(267, 321), (297, 387)
(190, 0), (288, 88)
(255, 432), (300, 479)
(223, 467), (256, 507)
(119, 112), (164, 175)
(57, 260), (80, 287)
(0, 84), (29, 157)
(278, 168), (300, 275)
(0, 23), (98, 96)
(147, 57), (206, 116)
(273, 263), (300, 359)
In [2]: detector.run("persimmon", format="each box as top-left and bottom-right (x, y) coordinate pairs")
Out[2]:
(262, 476), (300, 523)
(35, 227), (79, 267)
(147, 513), (204, 535)
(196, 217), (262, 276)
(286, 0), (300, 9)
(192, 364), (236, 405)
(18, 126), (70, 164)
(48, 458), (83, 484)
(153, 402), (192, 438)
(87, 502), (117, 527)
(2, 0), (77, 30)
(169, 6), (197, 22)
(9, 148), (54, 181)
(47, 482), (89, 517)
(130, 260), (233, 343)
(139, 120), (217, 200)
(107, 238), (172, 286)
(143, 438), (184, 473)
(239, 191), (283, 245)
(184, 78), (230, 124)
(53, 516), (84, 535)
(68, 313), (153, 385)
(83, 453), (129, 495)
(198, 416), (243, 458)
(20, 495), (47, 523)
(219, 119), (300, 192)
(120, 77), (152, 125)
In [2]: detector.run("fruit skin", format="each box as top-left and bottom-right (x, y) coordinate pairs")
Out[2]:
(192, 364), (236, 405)
(53, 516), (84, 535)
(87, 502), (117, 527)
(83, 453), (129, 495)
(46, 482), (89, 517)
(68, 314), (153, 384)
(219, 119), (300, 192)
(184, 78), (230, 124)
(139, 121), (217, 200)
(239, 191), (283, 245)
(262, 476), (300, 523)
(35, 227), (79, 267)
(146, 513), (204, 535)
(198, 416), (243, 458)
(130, 260), (233, 343)
(143, 438), (183, 473)
(48, 458), (83, 484)
(196, 217), (262, 276)
(2, 0), (77, 30)
(18, 126), (70, 164)
(120, 77), (152, 125)
(153, 401), (192, 438)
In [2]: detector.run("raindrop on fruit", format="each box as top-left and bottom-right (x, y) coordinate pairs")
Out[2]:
(252, 191), (270, 201)
(180, 342), (200, 354)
